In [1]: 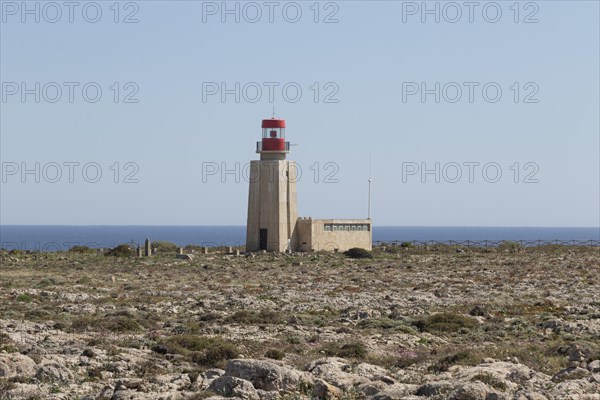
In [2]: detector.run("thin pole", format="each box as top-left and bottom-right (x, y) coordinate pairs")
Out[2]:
(368, 146), (372, 220)
(368, 178), (372, 220)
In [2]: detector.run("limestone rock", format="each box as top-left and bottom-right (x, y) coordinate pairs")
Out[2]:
(307, 358), (369, 390)
(588, 360), (600, 373)
(313, 378), (343, 400)
(225, 359), (308, 392)
(450, 382), (499, 400)
(256, 389), (281, 400)
(353, 363), (393, 382)
(35, 358), (75, 383)
(513, 391), (549, 400)
(550, 377), (600, 397)
(110, 389), (149, 400)
(114, 378), (151, 392)
(209, 375), (260, 400)
(357, 380), (414, 398)
(0, 383), (43, 399)
(96, 385), (114, 400)
(552, 367), (590, 383)
(0, 353), (37, 378)
(197, 368), (226, 389)
(416, 381), (453, 396)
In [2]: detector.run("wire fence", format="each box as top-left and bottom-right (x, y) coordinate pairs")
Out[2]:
(373, 240), (600, 247)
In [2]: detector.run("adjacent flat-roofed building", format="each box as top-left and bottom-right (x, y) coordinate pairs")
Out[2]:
(246, 117), (372, 252)
(297, 218), (372, 252)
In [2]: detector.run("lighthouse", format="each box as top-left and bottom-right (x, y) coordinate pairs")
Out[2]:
(245, 116), (372, 253)
(246, 117), (299, 252)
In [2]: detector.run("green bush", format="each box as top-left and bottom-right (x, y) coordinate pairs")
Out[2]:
(16, 294), (32, 303)
(151, 241), (179, 253)
(227, 310), (283, 325)
(319, 341), (367, 359)
(357, 318), (416, 334)
(413, 312), (478, 333)
(344, 248), (373, 259)
(161, 335), (212, 353)
(184, 245), (204, 252)
(429, 350), (480, 372)
(0, 333), (10, 346)
(156, 335), (239, 368)
(471, 373), (507, 391)
(265, 349), (285, 360)
(69, 245), (96, 253)
(36, 277), (58, 287)
(338, 342), (367, 358)
(0, 332), (17, 353)
(70, 315), (143, 333)
(199, 312), (222, 322)
(104, 316), (143, 332)
(193, 343), (238, 366)
(498, 241), (523, 253)
(105, 244), (132, 257)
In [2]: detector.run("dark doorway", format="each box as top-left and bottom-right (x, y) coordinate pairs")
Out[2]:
(259, 229), (268, 250)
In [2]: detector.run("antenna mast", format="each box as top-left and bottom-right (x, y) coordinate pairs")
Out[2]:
(368, 147), (372, 220)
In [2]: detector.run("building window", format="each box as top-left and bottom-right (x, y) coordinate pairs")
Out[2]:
(323, 223), (371, 232)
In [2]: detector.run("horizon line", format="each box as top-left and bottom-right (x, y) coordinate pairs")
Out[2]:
(1, 224), (599, 229)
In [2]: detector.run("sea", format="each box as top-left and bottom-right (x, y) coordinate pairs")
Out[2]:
(1, 225), (598, 252)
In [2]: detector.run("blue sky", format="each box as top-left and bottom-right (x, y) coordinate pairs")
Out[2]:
(1, 1), (599, 226)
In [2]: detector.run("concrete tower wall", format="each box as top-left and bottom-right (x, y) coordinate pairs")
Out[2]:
(246, 160), (298, 252)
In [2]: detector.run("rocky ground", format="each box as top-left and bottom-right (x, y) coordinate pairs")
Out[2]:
(0, 244), (599, 399)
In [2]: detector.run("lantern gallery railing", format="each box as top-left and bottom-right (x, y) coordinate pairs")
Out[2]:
(256, 141), (290, 152)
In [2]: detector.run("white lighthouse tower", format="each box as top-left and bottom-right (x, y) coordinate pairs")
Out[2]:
(246, 117), (298, 252)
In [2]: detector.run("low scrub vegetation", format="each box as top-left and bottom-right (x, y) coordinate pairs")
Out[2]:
(15, 293), (33, 303)
(318, 341), (367, 359)
(226, 310), (284, 325)
(104, 244), (132, 257)
(344, 248), (372, 259)
(70, 314), (143, 333)
(1, 244), (597, 397)
(471, 373), (508, 391)
(155, 335), (239, 368)
(265, 349), (285, 360)
(412, 312), (478, 333)
(69, 245), (96, 254)
(357, 318), (416, 334)
(151, 241), (179, 253)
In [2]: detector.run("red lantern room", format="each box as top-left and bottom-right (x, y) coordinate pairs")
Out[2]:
(257, 118), (290, 153)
